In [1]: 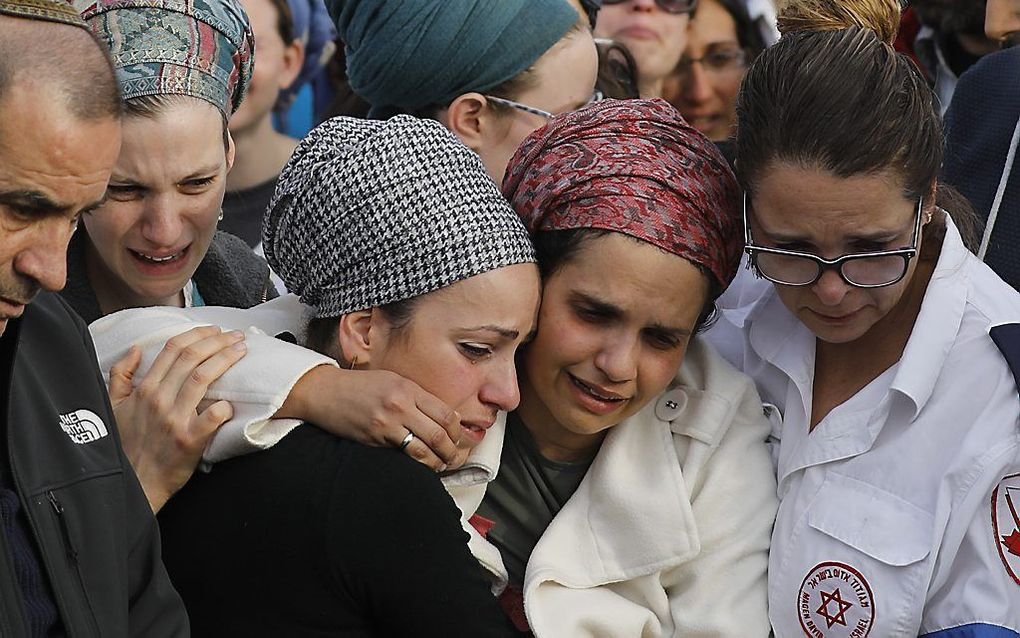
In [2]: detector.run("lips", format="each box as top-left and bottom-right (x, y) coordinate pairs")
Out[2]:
(686, 114), (721, 128)
(460, 419), (494, 446)
(567, 372), (630, 416)
(128, 244), (192, 276)
(0, 297), (27, 319)
(130, 246), (188, 263)
(617, 25), (659, 40)
(810, 308), (861, 324)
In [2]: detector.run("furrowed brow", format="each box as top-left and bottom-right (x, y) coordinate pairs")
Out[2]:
(571, 291), (623, 317)
(0, 189), (73, 216)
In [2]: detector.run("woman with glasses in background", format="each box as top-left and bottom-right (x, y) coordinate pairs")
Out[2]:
(709, 0), (1020, 635)
(595, 0), (697, 98)
(329, 0), (599, 181)
(663, 0), (766, 143)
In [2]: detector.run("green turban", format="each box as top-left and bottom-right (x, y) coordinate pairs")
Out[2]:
(329, 0), (579, 117)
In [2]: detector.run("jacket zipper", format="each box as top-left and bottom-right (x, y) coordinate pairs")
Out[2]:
(47, 491), (77, 564)
(44, 490), (101, 638)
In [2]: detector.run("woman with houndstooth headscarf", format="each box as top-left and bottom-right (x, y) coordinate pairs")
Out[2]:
(150, 114), (539, 635)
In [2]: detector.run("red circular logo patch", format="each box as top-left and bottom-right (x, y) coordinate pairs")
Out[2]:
(798, 562), (875, 638)
(991, 472), (1020, 587)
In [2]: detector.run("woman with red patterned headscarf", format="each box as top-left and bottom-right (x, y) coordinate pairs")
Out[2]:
(457, 97), (776, 636)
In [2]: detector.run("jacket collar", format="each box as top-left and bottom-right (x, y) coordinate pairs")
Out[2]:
(62, 230), (103, 324)
(523, 376), (718, 589)
(441, 411), (505, 492)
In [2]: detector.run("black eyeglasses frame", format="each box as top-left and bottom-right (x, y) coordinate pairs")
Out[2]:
(742, 193), (924, 289)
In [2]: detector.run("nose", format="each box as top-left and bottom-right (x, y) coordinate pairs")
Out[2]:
(811, 268), (852, 307)
(139, 194), (184, 248)
(15, 219), (72, 293)
(986, 0), (1020, 41)
(682, 62), (713, 105)
(479, 358), (522, 413)
(593, 331), (638, 384)
(630, 0), (657, 12)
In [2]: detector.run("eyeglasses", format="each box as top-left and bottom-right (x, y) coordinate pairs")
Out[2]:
(603, 0), (698, 14)
(483, 90), (605, 120)
(675, 48), (748, 78)
(742, 193), (924, 288)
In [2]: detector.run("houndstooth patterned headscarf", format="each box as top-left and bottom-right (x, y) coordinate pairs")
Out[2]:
(263, 115), (536, 318)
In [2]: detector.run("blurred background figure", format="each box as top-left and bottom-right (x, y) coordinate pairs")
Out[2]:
(663, 0), (766, 143)
(274, 0), (337, 137)
(895, 0), (997, 113)
(985, 0), (1020, 42)
(594, 0), (696, 97)
(941, 0), (1020, 289)
(222, 0), (336, 251)
(221, 0), (303, 249)
(743, 0), (780, 44)
(595, 37), (642, 98)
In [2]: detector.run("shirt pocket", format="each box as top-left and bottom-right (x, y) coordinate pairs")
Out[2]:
(809, 472), (932, 566)
(794, 472), (934, 636)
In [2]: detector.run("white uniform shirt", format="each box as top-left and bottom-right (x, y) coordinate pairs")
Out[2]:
(709, 220), (1020, 638)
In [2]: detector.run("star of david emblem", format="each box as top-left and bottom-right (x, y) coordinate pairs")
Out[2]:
(816, 588), (855, 629)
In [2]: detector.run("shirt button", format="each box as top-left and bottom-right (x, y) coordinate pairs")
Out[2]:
(655, 391), (687, 421)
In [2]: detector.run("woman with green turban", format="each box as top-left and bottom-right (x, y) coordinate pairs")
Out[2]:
(330, 0), (601, 180)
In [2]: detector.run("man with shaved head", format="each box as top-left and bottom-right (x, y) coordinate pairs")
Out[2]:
(0, 0), (188, 633)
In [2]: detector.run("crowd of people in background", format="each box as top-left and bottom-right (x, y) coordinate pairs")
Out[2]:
(0, 0), (1019, 636)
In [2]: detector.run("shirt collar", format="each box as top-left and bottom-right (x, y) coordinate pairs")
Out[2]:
(888, 216), (970, 418)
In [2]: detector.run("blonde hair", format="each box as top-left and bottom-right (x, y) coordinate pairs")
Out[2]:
(776, 0), (900, 45)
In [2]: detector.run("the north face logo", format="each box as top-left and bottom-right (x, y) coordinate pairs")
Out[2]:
(58, 409), (109, 444)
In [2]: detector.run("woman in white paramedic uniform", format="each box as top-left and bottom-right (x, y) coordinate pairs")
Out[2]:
(710, 1), (1020, 636)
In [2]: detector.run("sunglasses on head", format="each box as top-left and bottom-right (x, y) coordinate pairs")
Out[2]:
(602, 0), (698, 15)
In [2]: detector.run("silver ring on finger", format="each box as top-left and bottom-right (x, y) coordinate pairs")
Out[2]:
(398, 431), (415, 452)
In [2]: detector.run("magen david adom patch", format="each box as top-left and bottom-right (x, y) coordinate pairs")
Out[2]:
(798, 561), (875, 638)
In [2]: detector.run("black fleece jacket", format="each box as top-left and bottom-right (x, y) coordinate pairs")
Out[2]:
(0, 293), (187, 637)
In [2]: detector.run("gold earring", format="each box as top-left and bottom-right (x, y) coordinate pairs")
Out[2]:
(348, 355), (358, 370)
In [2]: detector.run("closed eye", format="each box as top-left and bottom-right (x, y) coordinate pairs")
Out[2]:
(643, 329), (682, 351)
(458, 343), (493, 361)
(574, 304), (613, 324)
(182, 176), (216, 191)
(106, 184), (142, 200)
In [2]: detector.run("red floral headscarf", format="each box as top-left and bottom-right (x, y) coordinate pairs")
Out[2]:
(502, 98), (743, 295)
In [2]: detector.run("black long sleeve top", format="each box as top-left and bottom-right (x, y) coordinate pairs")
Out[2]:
(158, 425), (517, 637)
